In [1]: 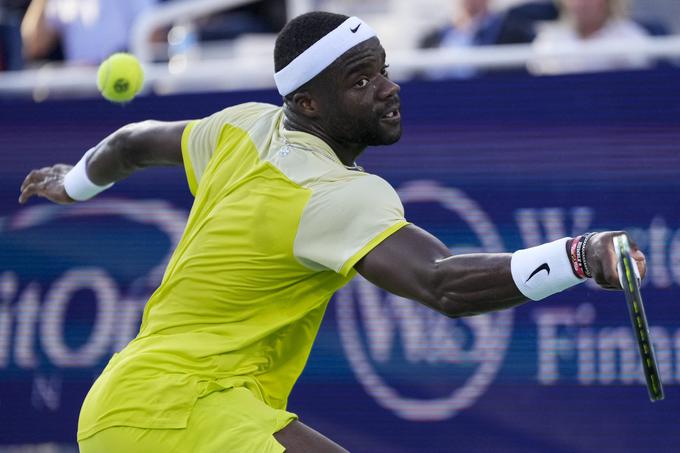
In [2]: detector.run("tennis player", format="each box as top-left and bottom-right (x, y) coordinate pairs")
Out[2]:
(19, 11), (646, 453)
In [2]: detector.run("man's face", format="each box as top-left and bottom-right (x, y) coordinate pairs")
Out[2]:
(312, 37), (402, 147)
(563, 0), (609, 27)
(462, 0), (489, 17)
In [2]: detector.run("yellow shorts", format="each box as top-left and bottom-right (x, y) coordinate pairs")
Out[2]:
(78, 387), (297, 453)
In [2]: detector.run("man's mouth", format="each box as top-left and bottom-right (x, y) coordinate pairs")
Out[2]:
(381, 108), (400, 121)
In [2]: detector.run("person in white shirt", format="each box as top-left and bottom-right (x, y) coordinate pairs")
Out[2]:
(21, 0), (156, 66)
(529, 0), (651, 75)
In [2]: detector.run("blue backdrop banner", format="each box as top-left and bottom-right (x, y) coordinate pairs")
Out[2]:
(1, 69), (679, 452)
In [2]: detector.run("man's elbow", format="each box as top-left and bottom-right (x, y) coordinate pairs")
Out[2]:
(114, 121), (155, 170)
(418, 261), (465, 318)
(424, 266), (478, 318)
(427, 291), (478, 319)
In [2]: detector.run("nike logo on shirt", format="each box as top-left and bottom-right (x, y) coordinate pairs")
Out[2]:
(350, 23), (361, 33)
(526, 263), (550, 283)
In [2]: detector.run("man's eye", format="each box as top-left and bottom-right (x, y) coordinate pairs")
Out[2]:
(381, 65), (390, 77)
(355, 78), (369, 88)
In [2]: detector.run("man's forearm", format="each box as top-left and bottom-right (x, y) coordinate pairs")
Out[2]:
(431, 253), (526, 317)
(428, 237), (587, 317)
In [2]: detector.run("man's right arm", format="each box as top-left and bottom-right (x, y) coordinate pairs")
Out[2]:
(85, 120), (188, 185)
(19, 120), (188, 204)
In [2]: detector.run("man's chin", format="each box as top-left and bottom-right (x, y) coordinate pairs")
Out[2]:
(361, 124), (402, 147)
(379, 126), (402, 145)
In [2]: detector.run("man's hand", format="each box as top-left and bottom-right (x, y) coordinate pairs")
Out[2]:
(19, 164), (75, 205)
(586, 231), (646, 290)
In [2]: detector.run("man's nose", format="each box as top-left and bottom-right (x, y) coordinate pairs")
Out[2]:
(379, 77), (400, 99)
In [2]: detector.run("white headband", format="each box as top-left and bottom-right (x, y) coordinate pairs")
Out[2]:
(274, 16), (377, 96)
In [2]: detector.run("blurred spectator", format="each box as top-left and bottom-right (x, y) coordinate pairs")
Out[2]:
(420, 0), (504, 50)
(21, 0), (156, 66)
(495, 1), (560, 44)
(529, 0), (651, 75)
(419, 0), (558, 78)
(419, 0), (506, 78)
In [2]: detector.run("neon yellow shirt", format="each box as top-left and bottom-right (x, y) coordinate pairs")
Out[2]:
(77, 102), (408, 440)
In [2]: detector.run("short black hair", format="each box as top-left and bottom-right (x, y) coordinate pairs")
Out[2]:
(274, 11), (349, 73)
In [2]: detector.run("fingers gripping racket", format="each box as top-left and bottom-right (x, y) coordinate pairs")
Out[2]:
(613, 235), (664, 402)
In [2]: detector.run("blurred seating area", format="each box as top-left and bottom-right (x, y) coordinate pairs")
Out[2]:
(0, 0), (287, 70)
(0, 0), (679, 97)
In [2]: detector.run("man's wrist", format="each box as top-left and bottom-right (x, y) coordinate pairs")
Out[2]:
(566, 233), (596, 279)
(63, 148), (114, 201)
(511, 237), (586, 301)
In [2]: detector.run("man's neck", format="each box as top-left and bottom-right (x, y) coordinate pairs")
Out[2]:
(282, 110), (366, 167)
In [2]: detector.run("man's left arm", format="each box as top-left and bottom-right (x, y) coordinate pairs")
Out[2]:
(355, 224), (646, 318)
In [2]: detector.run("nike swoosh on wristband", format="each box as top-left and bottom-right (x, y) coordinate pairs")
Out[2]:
(350, 23), (361, 33)
(526, 263), (551, 283)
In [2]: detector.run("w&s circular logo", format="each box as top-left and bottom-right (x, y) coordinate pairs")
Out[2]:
(336, 180), (513, 421)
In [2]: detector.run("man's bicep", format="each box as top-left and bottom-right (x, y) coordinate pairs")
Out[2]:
(354, 224), (452, 305)
(126, 120), (189, 167)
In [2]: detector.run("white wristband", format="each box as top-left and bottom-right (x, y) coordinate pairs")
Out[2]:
(64, 148), (114, 201)
(511, 238), (585, 301)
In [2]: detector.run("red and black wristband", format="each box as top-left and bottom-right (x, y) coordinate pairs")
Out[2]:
(566, 233), (595, 279)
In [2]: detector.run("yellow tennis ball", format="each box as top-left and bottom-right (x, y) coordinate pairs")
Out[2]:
(97, 53), (144, 103)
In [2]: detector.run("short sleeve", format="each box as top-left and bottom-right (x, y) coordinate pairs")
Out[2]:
(181, 103), (278, 196)
(181, 106), (239, 195)
(294, 175), (409, 276)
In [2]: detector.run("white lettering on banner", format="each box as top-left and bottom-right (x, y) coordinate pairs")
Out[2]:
(0, 199), (187, 370)
(650, 216), (672, 288)
(41, 269), (118, 367)
(533, 303), (596, 384)
(516, 207), (594, 247)
(649, 327), (672, 382)
(0, 271), (18, 367)
(15, 282), (41, 369)
(0, 273), (41, 369)
(534, 304), (680, 385)
(355, 279), (494, 365)
(598, 327), (639, 384)
(337, 181), (513, 421)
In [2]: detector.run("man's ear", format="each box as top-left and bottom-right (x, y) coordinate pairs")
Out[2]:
(290, 91), (321, 119)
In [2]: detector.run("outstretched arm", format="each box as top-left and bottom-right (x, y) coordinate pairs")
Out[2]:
(355, 224), (646, 318)
(19, 120), (188, 204)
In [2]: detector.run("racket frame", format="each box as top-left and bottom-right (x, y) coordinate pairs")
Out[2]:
(613, 235), (664, 402)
